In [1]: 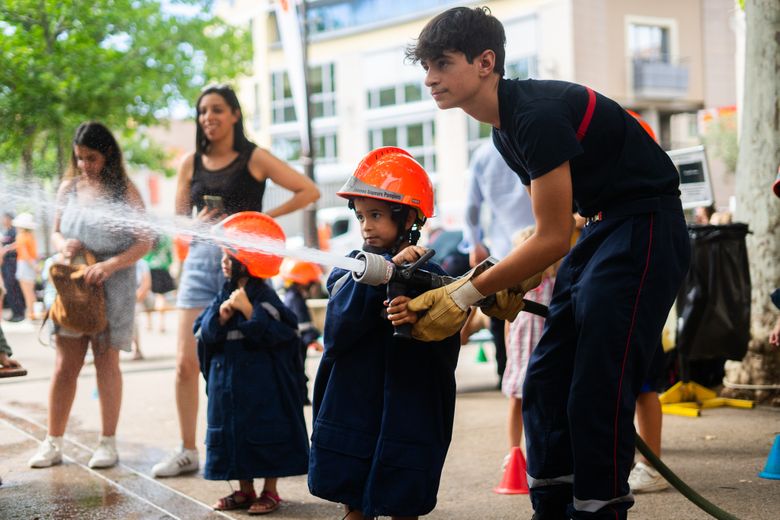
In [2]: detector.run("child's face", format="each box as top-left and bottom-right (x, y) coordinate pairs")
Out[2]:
(221, 252), (232, 278)
(421, 50), (487, 110)
(353, 197), (400, 251)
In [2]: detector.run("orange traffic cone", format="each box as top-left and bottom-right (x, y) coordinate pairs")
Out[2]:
(494, 446), (529, 494)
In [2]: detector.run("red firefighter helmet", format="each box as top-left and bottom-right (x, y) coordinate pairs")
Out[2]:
(214, 211), (286, 278)
(280, 258), (323, 285)
(337, 147), (434, 219)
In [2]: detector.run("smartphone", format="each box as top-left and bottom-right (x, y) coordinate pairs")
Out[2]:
(203, 195), (225, 212)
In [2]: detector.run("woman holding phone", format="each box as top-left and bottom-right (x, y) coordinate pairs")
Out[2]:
(152, 84), (319, 478)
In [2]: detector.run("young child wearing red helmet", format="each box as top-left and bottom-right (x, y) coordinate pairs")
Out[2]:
(307, 147), (460, 519)
(195, 212), (309, 515)
(280, 258), (325, 404)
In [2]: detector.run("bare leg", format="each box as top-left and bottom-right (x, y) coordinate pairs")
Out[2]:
(636, 391), (663, 463)
(176, 308), (203, 450)
(48, 336), (89, 436)
(19, 279), (36, 319)
(343, 506), (371, 519)
(155, 294), (167, 332)
(261, 477), (278, 495)
(93, 346), (122, 436)
(507, 396), (524, 449)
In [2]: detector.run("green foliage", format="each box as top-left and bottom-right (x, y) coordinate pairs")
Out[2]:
(0, 0), (251, 178)
(703, 113), (739, 175)
(122, 129), (176, 177)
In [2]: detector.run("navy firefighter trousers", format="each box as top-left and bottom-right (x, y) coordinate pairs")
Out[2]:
(522, 196), (690, 520)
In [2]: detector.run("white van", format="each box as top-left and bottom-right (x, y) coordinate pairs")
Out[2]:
(317, 206), (363, 256)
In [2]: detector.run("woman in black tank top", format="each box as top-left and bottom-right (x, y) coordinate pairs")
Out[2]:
(152, 85), (319, 480)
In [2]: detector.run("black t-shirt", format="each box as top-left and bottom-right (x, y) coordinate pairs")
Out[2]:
(492, 78), (680, 217)
(190, 144), (266, 215)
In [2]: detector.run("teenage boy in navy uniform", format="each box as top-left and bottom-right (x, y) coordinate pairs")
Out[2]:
(405, 7), (690, 519)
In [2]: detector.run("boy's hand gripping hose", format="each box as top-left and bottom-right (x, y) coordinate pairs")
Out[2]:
(352, 250), (548, 338)
(355, 253), (742, 519)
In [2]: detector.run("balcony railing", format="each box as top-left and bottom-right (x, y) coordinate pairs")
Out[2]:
(632, 58), (689, 99)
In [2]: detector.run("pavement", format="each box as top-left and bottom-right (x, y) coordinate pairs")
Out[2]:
(1, 312), (779, 519)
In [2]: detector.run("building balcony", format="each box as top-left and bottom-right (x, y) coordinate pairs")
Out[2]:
(632, 58), (689, 99)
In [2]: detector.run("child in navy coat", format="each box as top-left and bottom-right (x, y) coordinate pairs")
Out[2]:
(308, 148), (461, 520)
(196, 247), (309, 515)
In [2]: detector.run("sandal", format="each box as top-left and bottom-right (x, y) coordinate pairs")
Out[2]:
(248, 490), (281, 515)
(213, 490), (257, 511)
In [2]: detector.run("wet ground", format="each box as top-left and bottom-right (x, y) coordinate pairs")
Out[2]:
(1, 313), (779, 519)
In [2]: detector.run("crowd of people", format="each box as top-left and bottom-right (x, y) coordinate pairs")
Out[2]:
(4, 6), (779, 520)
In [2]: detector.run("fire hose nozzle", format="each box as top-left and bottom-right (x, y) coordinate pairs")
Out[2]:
(352, 251), (395, 286)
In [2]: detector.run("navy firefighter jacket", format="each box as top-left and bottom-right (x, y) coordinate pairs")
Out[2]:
(195, 277), (309, 481)
(308, 251), (461, 517)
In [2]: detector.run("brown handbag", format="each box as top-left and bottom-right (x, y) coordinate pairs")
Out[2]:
(47, 251), (108, 335)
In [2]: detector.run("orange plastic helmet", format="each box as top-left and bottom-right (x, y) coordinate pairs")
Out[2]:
(214, 211), (286, 278)
(280, 258), (323, 285)
(337, 147), (434, 219)
(626, 109), (657, 142)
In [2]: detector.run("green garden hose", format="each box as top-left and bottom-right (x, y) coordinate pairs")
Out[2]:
(634, 434), (740, 520)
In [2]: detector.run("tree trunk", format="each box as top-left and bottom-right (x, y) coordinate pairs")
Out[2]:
(722, 0), (780, 405)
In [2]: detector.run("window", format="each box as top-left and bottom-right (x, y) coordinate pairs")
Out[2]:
(270, 71), (296, 124)
(272, 132), (338, 164)
(467, 120), (493, 158)
(309, 63), (337, 118)
(367, 120), (436, 172)
(506, 56), (538, 81)
(367, 81), (425, 109)
(629, 24), (670, 63)
(272, 135), (302, 162)
(271, 63), (337, 124)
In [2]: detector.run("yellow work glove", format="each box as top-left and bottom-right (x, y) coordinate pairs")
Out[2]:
(481, 272), (544, 322)
(407, 276), (485, 342)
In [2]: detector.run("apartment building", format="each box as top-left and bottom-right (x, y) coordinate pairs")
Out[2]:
(217, 0), (738, 233)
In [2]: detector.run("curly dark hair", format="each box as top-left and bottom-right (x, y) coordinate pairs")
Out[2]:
(405, 6), (506, 76)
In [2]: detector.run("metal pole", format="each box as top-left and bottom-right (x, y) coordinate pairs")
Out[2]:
(299, 0), (319, 249)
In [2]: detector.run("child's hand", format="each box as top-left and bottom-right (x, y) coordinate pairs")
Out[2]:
(218, 300), (234, 325)
(392, 245), (428, 266)
(308, 341), (324, 352)
(385, 295), (418, 326)
(770, 316), (780, 347)
(228, 288), (253, 320)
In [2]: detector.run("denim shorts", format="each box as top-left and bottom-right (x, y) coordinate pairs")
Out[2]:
(15, 260), (37, 282)
(176, 241), (225, 309)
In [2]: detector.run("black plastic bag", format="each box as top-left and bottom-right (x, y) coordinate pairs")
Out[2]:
(675, 223), (751, 361)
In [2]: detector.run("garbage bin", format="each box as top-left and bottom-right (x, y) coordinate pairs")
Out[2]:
(676, 223), (751, 366)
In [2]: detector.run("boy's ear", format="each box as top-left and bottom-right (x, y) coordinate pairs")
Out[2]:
(477, 49), (496, 77)
(405, 210), (418, 230)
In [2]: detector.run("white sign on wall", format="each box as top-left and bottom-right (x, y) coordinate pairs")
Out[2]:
(667, 145), (714, 210)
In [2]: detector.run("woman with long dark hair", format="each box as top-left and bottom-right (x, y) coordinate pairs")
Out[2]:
(28, 122), (153, 470)
(152, 84), (319, 480)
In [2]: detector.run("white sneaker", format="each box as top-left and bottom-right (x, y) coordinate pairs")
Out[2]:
(29, 436), (63, 468)
(151, 446), (199, 478)
(629, 461), (669, 493)
(88, 436), (119, 468)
